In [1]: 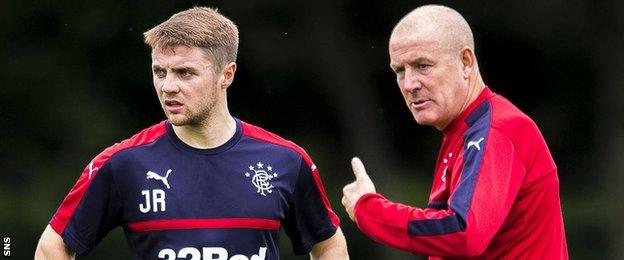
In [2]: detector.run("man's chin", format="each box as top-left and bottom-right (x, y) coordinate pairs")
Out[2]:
(167, 114), (206, 127)
(413, 114), (437, 127)
(167, 115), (190, 126)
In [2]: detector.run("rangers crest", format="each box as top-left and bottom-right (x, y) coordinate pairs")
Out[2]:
(244, 162), (278, 196)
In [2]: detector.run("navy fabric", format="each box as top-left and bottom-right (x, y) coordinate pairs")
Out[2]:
(283, 159), (337, 254)
(407, 101), (491, 236)
(61, 118), (336, 259)
(450, 101), (491, 221)
(408, 215), (464, 236)
(426, 201), (448, 210)
(63, 161), (122, 255)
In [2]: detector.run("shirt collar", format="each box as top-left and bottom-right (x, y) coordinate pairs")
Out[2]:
(442, 87), (494, 136)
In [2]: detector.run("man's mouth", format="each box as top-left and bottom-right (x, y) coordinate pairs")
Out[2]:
(165, 100), (182, 106)
(411, 99), (431, 109)
(164, 100), (183, 112)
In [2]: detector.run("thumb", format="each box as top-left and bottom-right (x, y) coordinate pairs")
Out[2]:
(351, 157), (369, 181)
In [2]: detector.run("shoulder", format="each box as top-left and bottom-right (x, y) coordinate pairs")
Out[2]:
(240, 120), (315, 167)
(485, 94), (557, 177)
(488, 95), (543, 142)
(492, 95), (539, 135)
(90, 121), (168, 171)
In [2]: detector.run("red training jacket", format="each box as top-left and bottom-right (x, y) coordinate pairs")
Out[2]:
(355, 87), (568, 259)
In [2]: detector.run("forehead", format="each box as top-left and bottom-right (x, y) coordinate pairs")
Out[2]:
(389, 36), (446, 63)
(151, 45), (211, 67)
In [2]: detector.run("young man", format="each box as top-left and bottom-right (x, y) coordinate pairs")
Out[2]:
(35, 7), (348, 260)
(341, 5), (568, 259)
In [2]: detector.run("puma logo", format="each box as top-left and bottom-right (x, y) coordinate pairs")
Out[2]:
(467, 137), (485, 151)
(146, 169), (172, 189)
(88, 162), (99, 179)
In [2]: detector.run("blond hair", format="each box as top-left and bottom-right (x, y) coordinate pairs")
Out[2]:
(143, 7), (239, 70)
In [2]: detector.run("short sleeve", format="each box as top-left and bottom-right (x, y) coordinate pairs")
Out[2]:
(282, 159), (338, 255)
(50, 161), (123, 256)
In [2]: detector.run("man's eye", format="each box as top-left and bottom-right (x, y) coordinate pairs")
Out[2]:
(417, 64), (431, 70)
(179, 70), (192, 77)
(154, 70), (166, 78)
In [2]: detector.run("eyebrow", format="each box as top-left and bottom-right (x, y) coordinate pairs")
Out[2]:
(411, 57), (434, 64)
(390, 57), (435, 70)
(151, 65), (198, 73)
(172, 67), (197, 73)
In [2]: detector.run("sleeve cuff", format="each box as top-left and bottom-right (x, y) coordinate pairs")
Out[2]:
(352, 193), (414, 252)
(61, 229), (91, 256)
(354, 193), (386, 227)
(49, 219), (91, 256)
(293, 225), (338, 255)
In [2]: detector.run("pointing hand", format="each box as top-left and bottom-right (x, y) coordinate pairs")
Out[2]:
(342, 157), (376, 221)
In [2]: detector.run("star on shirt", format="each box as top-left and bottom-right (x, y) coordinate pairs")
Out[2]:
(248, 165), (254, 170)
(267, 165), (272, 171)
(257, 162), (264, 168)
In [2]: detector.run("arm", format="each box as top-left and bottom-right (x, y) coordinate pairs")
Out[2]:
(34, 225), (75, 260)
(344, 131), (525, 257)
(309, 227), (349, 260)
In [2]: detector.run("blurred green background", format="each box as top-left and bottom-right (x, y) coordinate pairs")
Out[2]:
(1, 1), (623, 259)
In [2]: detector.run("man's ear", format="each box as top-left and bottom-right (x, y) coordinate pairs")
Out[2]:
(460, 46), (475, 79)
(220, 62), (237, 89)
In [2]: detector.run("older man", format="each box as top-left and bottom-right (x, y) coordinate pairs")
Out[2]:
(35, 7), (348, 260)
(342, 5), (568, 259)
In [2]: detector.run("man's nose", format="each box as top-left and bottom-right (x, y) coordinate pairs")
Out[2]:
(401, 67), (422, 92)
(161, 73), (180, 93)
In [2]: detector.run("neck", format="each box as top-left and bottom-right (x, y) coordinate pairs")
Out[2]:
(437, 73), (485, 131)
(459, 73), (486, 116)
(171, 105), (236, 149)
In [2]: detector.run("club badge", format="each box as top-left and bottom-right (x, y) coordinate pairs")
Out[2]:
(244, 162), (278, 196)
